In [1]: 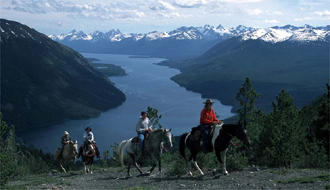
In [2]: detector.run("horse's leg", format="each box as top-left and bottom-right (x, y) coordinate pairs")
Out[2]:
(90, 160), (93, 174)
(148, 154), (156, 174)
(84, 164), (88, 174)
(221, 149), (229, 175)
(127, 160), (132, 176)
(73, 156), (76, 171)
(157, 153), (162, 174)
(66, 161), (70, 172)
(131, 154), (143, 174)
(191, 153), (204, 175)
(58, 160), (67, 173)
(187, 155), (193, 176)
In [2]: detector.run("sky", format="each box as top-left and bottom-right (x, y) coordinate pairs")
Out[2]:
(1, 0), (329, 35)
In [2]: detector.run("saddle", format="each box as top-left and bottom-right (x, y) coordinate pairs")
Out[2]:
(189, 125), (215, 152)
(132, 131), (150, 143)
(132, 136), (140, 143)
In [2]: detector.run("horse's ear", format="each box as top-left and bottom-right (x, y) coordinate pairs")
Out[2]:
(75, 140), (77, 144)
(169, 128), (171, 132)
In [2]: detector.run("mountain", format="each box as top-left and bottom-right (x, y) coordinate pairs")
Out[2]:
(49, 24), (329, 59)
(159, 36), (329, 111)
(0, 19), (126, 130)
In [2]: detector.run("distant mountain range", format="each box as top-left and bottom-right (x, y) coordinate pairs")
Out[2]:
(50, 24), (330, 43)
(0, 19), (126, 130)
(49, 24), (329, 59)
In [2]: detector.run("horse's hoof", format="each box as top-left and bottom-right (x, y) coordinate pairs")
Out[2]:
(212, 169), (217, 176)
(224, 173), (229, 176)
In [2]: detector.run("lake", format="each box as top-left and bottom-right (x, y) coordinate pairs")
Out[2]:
(17, 53), (234, 154)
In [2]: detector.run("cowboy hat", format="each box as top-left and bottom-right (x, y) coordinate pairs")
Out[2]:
(85, 127), (92, 131)
(64, 131), (69, 135)
(203, 99), (215, 104)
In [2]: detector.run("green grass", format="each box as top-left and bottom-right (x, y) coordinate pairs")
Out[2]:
(325, 183), (330, 189)
(270, 169), (291, 175)
(2, 184), (28, 190)
(278, 173), (330, 184)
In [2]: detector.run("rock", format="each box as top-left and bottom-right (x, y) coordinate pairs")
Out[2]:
(51, 169), (59, 174)
(180, 184), (186, 188)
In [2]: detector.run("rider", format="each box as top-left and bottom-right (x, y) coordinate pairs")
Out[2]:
(77, 127), (101, 158)
(59, 131), (71, 158)
(136, 111), (153, 153)
(200, 99), (222, 153)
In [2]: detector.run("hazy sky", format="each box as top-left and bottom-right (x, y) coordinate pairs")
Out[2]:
(1, 0), (329, 35)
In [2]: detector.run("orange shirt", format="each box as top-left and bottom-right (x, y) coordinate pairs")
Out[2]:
(200, 108), (220, 125)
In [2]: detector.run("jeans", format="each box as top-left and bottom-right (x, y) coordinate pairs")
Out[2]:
(138, 133), (144, 151)
(200, 124), (210, 152)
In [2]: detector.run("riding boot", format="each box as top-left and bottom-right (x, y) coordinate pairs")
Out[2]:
(201, 125), (210, 153)
(58, 145), (65, 158)
(77, 145), (83, 158)
(95, 145), (101, 158)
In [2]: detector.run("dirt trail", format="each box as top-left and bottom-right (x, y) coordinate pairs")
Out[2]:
(6, 167), (329, 190)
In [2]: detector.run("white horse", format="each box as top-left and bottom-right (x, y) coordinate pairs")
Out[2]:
(54, 140), (78, 173)
(119, 128), (173, 176)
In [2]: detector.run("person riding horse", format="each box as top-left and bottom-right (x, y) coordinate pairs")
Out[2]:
(200, 99), (223, 153)
(59, 131), (71, 158)
(136, 111), (153, 153)
(77, 127), (101, 158)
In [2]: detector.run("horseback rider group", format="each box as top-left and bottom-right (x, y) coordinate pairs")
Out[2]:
(58, 98), (222, 160)
(58, 127), (101, 160)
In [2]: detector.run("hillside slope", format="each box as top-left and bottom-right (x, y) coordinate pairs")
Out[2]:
(0, 19), (126, 130)
(159, 37), (329, 111)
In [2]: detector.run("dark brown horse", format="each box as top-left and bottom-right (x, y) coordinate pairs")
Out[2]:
(81, 140), (96, 174)
(179, 123), (250, 176)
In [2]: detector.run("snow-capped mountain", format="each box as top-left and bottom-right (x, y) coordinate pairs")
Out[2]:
(49, 24), (329, 44)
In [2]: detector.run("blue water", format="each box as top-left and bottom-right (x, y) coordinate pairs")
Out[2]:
(17, 54), (234, 154)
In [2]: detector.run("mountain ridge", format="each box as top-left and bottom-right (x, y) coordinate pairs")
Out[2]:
(1, 19), (126, 130)
(49, 24), (330, 43)
(158, 36), (329, 111)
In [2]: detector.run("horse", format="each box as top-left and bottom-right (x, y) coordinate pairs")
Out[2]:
(81, 139), (96, 174)
(54, 140), (78, 173)
(179, 124), (250, 176)
(119, 128), (173, 176)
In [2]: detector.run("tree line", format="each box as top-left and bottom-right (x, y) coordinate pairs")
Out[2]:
(1, 78), (329, 186)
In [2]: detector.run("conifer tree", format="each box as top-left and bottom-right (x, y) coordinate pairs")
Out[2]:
(236, 77), (261, 127)
(260, 90), (306, 167)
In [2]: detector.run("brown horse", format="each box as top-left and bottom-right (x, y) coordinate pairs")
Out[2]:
(54, 140), (78, 173)
(81, 140), (96, 174)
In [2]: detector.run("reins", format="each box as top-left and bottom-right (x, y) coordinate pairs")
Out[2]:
(221, 129), (242, 146)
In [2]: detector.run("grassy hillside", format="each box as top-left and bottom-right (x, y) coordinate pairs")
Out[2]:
(159, 37), (329, 111)
(0, 19), (126, 130)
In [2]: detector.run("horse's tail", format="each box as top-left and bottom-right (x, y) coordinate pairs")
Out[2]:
(179, 133), (188, 162)
(119, 140), (128, 167)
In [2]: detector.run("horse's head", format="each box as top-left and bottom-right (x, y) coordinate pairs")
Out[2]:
(235, 125), (250, 148)
(164, 128), (173, 149)
(86, 140), (94, 152)
(71, 140), (79, 155)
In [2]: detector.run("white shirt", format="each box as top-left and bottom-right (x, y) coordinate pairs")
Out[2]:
(136, 116), (153, 133)
(84, 131), (94, 142)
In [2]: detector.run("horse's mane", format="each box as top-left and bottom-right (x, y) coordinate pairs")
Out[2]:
(151, 128), (165, 133)
(222, 124), (241, 133)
